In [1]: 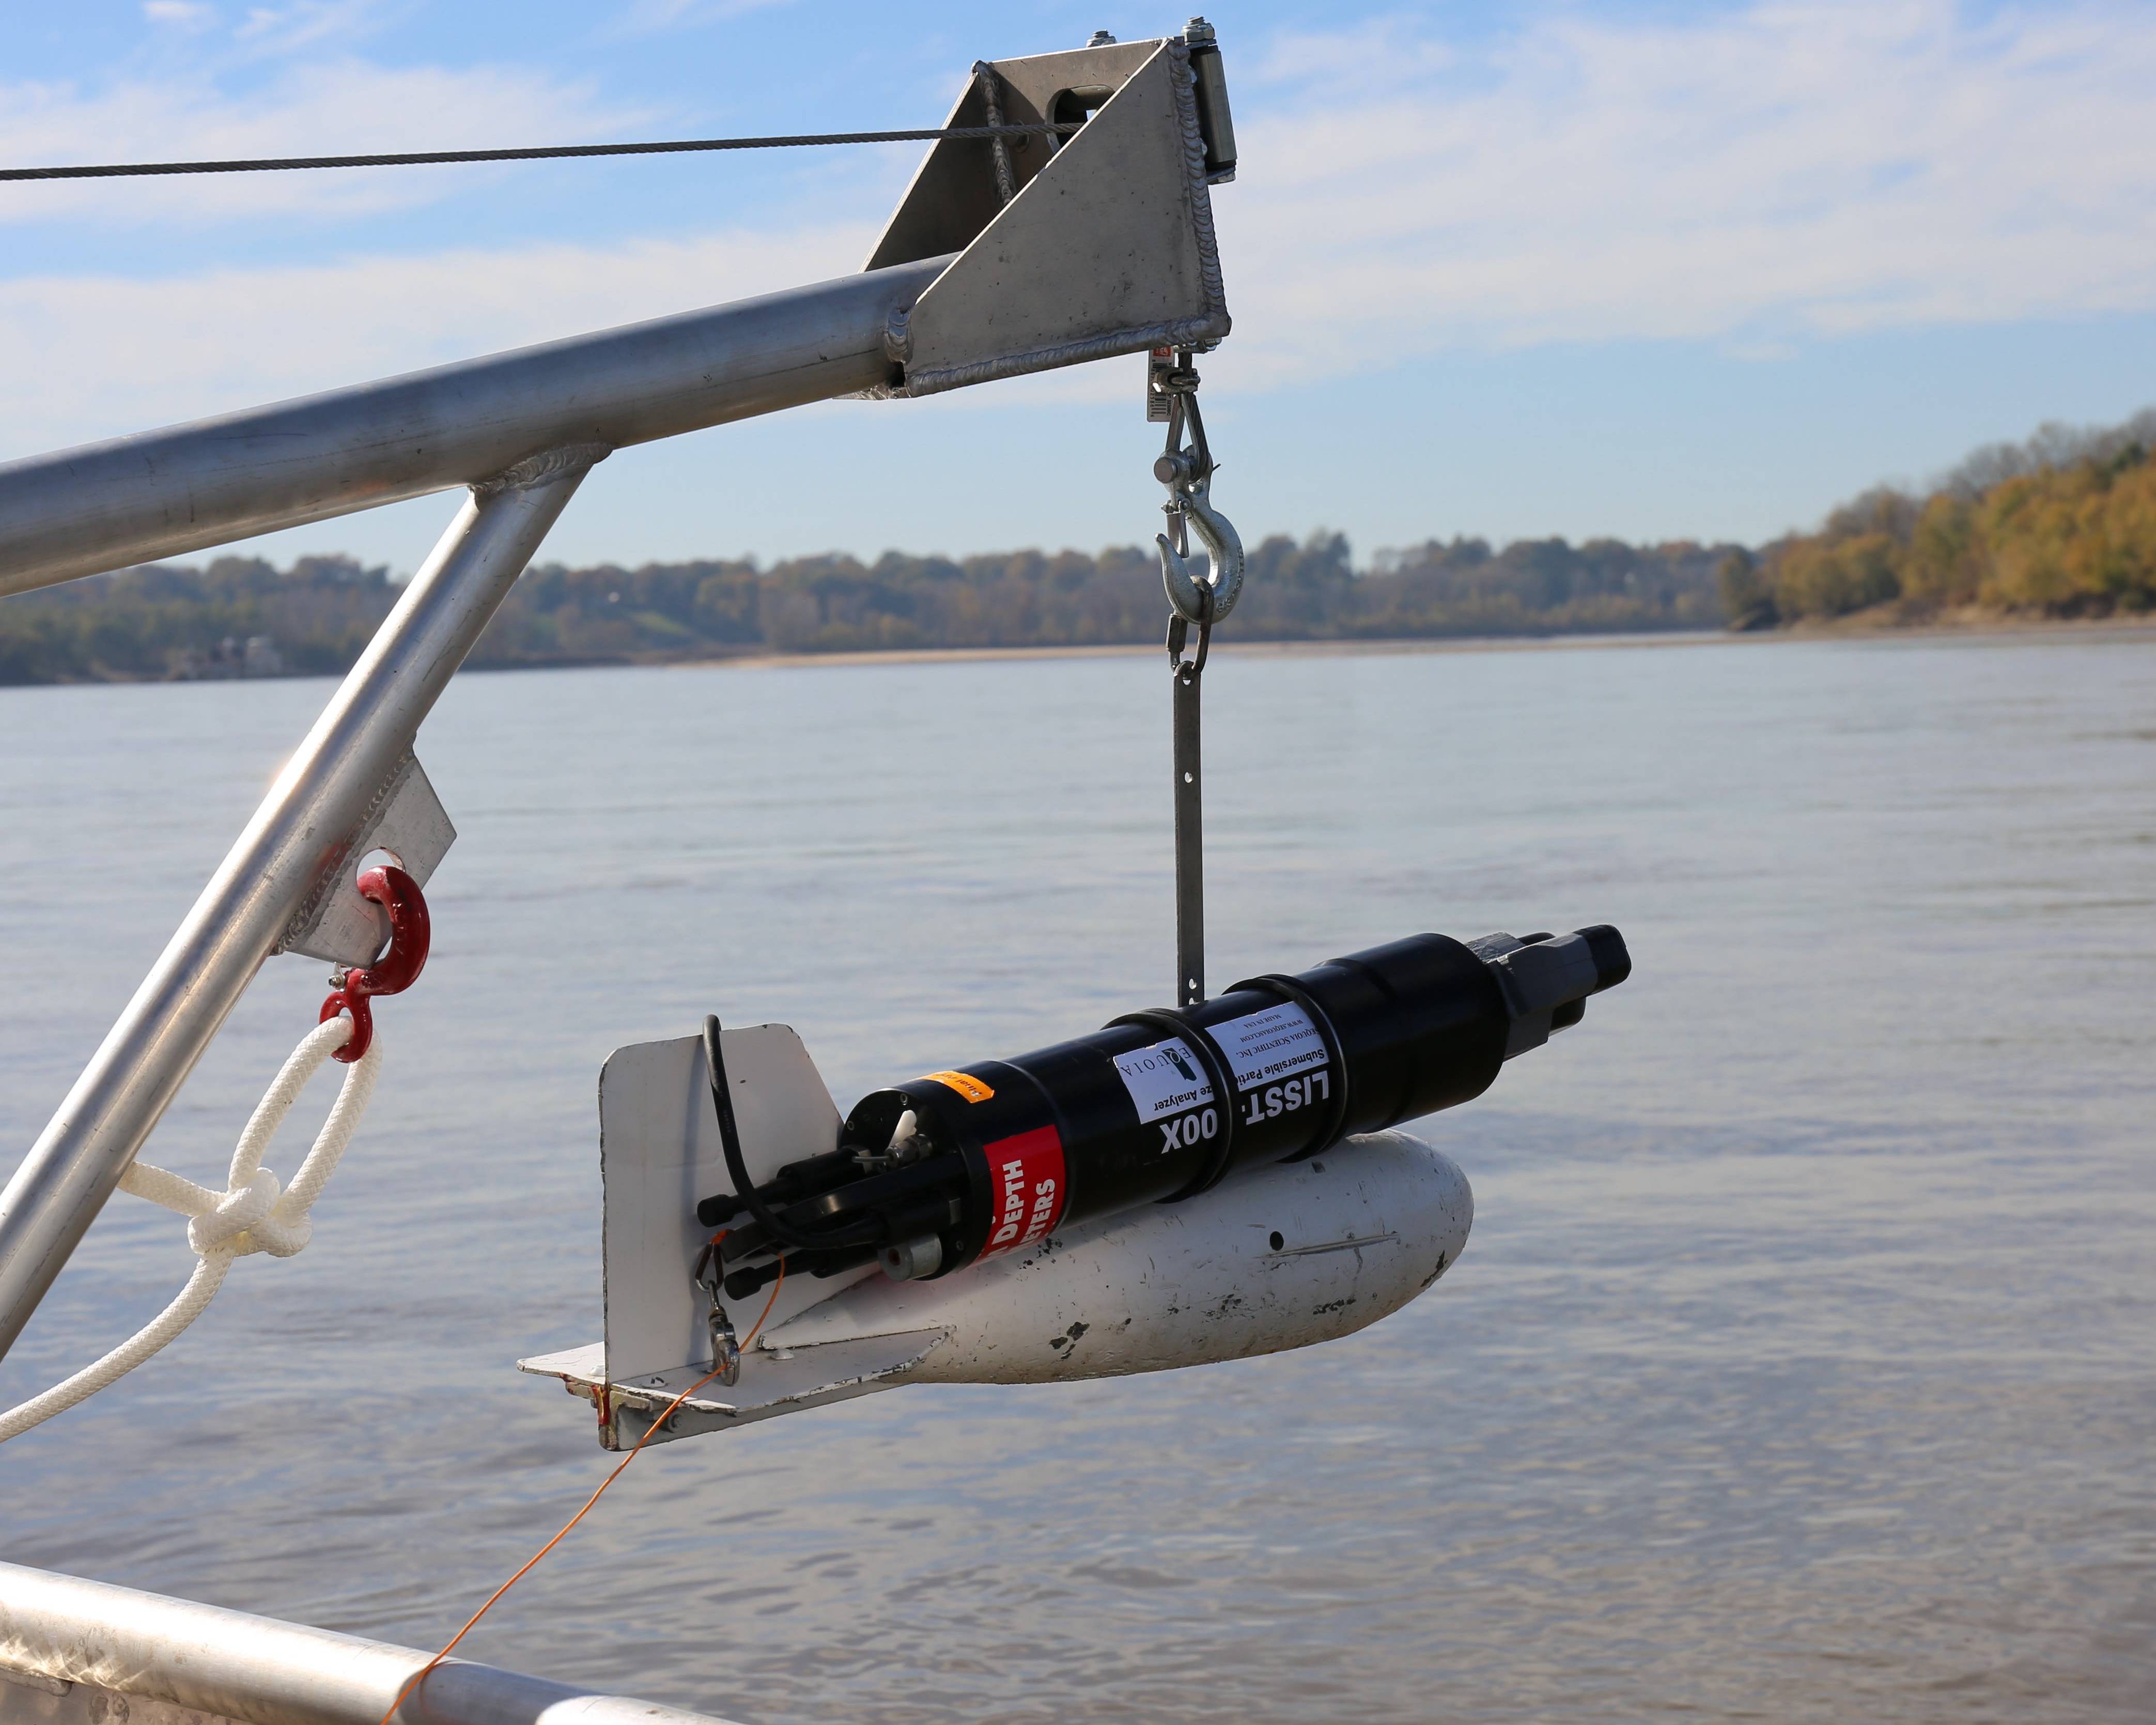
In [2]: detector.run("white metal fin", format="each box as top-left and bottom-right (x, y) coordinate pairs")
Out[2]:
(596, 1025), (873, 1387)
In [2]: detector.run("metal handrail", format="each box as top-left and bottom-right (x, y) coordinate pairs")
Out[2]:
(0, 1561), (744, 1725)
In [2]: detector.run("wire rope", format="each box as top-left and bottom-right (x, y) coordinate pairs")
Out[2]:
(0, 125), (1082, 183)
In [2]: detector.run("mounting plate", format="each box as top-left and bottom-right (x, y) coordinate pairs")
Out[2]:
(868, 38), (1230, 397)
(280, 752), (455, 968)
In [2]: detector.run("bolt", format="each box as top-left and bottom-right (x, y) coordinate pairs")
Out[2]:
(1087, 30), (1118, 47)
(1184, 18), (1217, 46)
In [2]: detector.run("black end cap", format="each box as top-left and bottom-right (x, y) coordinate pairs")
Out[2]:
(695, 1192), (742, 1228)
(1577, 925), (1631, 994)
(722, 1266), (770, 1301)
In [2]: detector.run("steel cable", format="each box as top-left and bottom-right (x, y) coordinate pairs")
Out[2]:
(0, 125), (1082, 183)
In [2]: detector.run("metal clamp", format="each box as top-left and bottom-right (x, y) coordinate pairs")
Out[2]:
(1107, 1007), (1239, 1200)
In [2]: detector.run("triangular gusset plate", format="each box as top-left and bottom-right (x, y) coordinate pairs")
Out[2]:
(894, 41), (1230, 395)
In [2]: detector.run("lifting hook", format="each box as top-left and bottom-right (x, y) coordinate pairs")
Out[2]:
(1153, 361), (1243, 627)
(318, 863), (431, 1063)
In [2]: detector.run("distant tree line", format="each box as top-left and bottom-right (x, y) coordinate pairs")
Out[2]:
(0, 556), (398, 686)
(1720, 409), (2156, 628)
(9, 408), (2151, 684)
(0, 531), (1729, 685)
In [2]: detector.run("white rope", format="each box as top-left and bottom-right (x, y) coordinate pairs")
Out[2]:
(0, 1014), (380, 1444)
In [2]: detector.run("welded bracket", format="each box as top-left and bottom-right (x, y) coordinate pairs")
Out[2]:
(867, 36), (1231, 396)
(278, 751), (455, 968)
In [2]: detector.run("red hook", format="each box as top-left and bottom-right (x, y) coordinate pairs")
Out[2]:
(319, 864), (431, 1063)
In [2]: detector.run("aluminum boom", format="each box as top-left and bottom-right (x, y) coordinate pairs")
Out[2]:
(0, 259), (944, 598)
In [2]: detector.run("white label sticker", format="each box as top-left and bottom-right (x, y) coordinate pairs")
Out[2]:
(1111, 1003), (1329, 1125)
(1209, 1002), (1328, 1089)
(1113, 1038), (1214, 1123)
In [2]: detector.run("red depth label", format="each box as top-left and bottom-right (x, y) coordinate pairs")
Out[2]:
(979, 1126), (1066, 1259)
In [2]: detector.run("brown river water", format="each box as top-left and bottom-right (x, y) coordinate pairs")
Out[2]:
(2, 630), (2151, 1723)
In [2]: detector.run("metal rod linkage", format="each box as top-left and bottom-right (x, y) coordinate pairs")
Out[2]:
(1173, 658), (1205, 1009)
(0, 455), (592, 1360)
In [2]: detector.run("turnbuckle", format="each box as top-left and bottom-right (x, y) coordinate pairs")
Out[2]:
(1151, 353), (1244, 635)
(318, 864), (431, 1063)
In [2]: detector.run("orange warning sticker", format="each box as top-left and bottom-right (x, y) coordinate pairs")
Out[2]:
(924, 1070), (995, 1103)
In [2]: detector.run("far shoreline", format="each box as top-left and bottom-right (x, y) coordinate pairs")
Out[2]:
(5, 613), (2152, 692)
(680, 612), (2156, 674)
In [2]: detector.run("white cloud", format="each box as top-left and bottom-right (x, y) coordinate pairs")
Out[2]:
(3, 0), (2152, 461)
(0, 224), (877, 457)
(1215, 0), (2156, 382)
(231, 2), (381, 55)
(608, 0), (796, 37)
(143, 2), (216, 25)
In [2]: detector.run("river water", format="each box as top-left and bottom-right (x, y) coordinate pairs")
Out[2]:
(1, 632), (2151, 1723)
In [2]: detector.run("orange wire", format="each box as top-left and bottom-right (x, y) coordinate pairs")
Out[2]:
(378, 1255), (785, 1725)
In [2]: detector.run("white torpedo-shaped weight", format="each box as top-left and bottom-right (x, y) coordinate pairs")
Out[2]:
(764, 1130), (1472, 1381)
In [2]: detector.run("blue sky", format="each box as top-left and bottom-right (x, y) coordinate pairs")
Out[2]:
(4, 1), (2153, 573)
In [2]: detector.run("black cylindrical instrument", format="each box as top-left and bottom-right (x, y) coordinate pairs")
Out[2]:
(703, 925), (1628, 1291)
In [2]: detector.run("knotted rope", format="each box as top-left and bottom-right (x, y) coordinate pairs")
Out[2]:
(0, 1013), (379, 1443)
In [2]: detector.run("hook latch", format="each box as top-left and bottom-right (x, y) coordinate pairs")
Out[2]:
(1152, 354), (1243, 629)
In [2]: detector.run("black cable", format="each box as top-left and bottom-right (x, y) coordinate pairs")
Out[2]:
(701, 1014), (877, 1257)
(1, 124), (1082, 183)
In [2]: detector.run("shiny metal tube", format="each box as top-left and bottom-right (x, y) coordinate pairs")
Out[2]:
(0, 256), (944, 597)
(0, 1560), (743, 1725)
(0, 457), (591, 1360)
